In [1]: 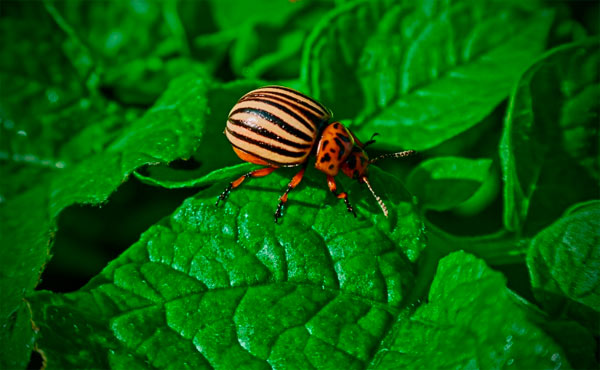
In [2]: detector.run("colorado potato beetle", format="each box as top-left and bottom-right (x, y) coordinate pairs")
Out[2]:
(216, 86), (415, 222)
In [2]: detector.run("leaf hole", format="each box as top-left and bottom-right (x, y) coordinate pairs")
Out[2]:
(35, 177), (197, 293)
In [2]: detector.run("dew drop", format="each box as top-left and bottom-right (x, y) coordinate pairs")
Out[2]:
(46, 89), (59, 103)
(105, 31), (123, 51)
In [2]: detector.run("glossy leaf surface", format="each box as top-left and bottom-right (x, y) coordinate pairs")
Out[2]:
(372, 251), (570, 369)
(29, 167), (424, 368)
(406, 157), (493, 211)
(527, 201), (600, 330)
(303, 0), (553, 150)
(500, 38), (600, 234)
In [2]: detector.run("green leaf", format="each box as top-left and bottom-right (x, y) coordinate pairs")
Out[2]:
(526, 200), (600, 329)
(134, 163), (256, 189)
(371, 251), (570, 369)
(0, 3), (148, 205)
(219, 0), (315, 77)
(406, 157), (493, 211)
(0, 3), (123, 174)
(47, 0), (211, 105)
(0, 76), (258, 367)
(29, 167), (424, 368)
(511, 290), (598, 369)
(425, 223), (529, 265)
(0, 301), (36, 369)
(500, 38), (600, 234)
(537, 319), (598, 369)
(302, 0), (553, 150)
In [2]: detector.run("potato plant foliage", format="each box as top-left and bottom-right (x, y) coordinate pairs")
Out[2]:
(0, 1), (598, 369)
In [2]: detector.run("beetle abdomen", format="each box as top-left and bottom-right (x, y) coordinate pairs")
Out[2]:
(226, 86), (331, 166)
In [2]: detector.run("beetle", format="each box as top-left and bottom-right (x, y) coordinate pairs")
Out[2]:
(215, 85), (415, 222)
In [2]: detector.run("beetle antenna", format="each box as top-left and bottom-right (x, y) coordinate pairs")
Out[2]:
(362, 177), (388, 217)
(369, 150), (416, 164)
(363, 133), (379, 148)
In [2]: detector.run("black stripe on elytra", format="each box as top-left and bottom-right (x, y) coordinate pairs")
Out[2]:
(239, 97), (316, 133)
(227, 127), (307, 158)
(242, 93), (324, 130)
(262, 86), (331, 116)
(243, 91), (326, 119)
(230, 107), (313, 142)
(228, 119), (312, 150)
(229, 141), (288, 166)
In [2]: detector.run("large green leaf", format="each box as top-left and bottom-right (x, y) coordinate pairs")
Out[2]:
(511, 287), (598, 369)
(0, 75), (258, 368)
(28, 167), (424, 368)
(406, 156), (493, 211)
(302, 0), (553, 150)
(46, 0), (211, 105)
(0, 3), (111, 170)
(0, 296), (37, 369)
(0, 3), (144, 204)
(500, 38), (600, 234)
(210, 0), (334, 80)
(371, 251), (570, 369)
(134, 163), (255, 189)
(526, 200), (600, 331)
(3, 1), (599, 368)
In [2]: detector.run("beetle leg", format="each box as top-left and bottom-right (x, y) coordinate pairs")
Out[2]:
(274, 163), (307, 223)
(326, 175), (356, 217)
(215, 167), (277, 206)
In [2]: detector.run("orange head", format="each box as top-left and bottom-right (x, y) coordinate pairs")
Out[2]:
(315, 123), (416, 217)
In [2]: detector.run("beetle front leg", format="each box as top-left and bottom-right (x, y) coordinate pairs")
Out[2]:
(215, 167), (277, 206)
(274, 163), (307, 223)
(326, 175), (356, 217)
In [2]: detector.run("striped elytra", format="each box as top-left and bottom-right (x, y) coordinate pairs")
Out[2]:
(225, 86), (331, 166)
(218, 85), (416, 222)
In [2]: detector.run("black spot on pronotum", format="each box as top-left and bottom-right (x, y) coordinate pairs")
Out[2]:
(337, 144), (345, 160)
(333, 138), (346, 159)
(337, 133), (351, 143)
(346, 154), (357, 169)
(329, 164), (334, 170)
(320, 153), (332, 163)
(333, 123), (340, 129)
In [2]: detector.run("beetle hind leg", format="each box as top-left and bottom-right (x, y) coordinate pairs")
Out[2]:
(274, 163), (307, 223)
(215, 167), (277, 206)
(326, 175), (357, 217)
